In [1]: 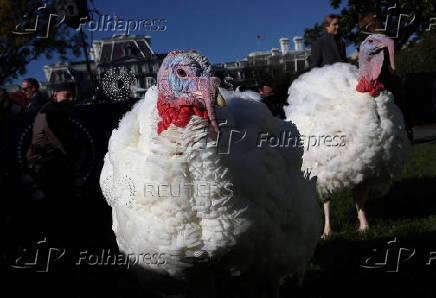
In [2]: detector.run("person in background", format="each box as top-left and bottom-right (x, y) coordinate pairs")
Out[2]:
(0, 88), (23, 120)
(309, 14), (347, 68)
(259, 82), (286, 119)
(236, 85), (247, 92)
(26, 82), (83, 197)
(26, 82), (85, 254)
(21, 78), (45, 113)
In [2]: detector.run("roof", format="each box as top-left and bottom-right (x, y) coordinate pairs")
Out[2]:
(97, 35), (153, 63)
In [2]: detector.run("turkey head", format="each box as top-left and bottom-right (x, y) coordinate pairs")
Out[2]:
(156, 50), (223, 134)
(357, 34), (395, 97)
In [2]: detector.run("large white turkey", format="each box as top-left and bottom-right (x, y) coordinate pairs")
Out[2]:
(285, 34), (410, 237)
(100, 50), (322, 296)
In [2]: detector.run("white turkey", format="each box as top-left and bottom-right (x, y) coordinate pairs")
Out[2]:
(285, 34), (410, 237)
(100, 50), (322, 297)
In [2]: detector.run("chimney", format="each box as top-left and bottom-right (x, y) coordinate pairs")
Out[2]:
(92, 40), (102, 63)
(271, 48), (280, 56)
(43, 65), (51, 81)
(89, 48), (95, 61)
(279, 37), (290, 54)
(293, 36), (304, 51)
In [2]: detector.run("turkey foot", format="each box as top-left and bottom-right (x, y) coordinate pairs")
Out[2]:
(321, 229), (331, 239)
(357, 206), (369, 232)
(321, 200), (332, 239)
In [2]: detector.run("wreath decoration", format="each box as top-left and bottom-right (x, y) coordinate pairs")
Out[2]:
(101, 67), (136, 101)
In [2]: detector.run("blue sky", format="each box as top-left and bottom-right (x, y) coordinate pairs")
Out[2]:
(11, 0), (348, 85)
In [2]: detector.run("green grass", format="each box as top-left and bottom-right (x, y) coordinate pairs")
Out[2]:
(281, 143), (436, 298)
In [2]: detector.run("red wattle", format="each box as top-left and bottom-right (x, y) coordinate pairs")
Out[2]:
(157, 93), (209, 134)
(356, 77), (385, 97)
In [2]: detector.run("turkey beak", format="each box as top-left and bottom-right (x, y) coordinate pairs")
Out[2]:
(377, 37), (395, 70)
(198, 77), (220, 133)
(217, 93), (226, 107)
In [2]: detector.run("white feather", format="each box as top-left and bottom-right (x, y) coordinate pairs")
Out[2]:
(285, 63), (410, 198)
(100, 86), (322, 282)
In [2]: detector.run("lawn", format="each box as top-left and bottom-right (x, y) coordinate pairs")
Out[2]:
(4, 121), (435, 297)
(282, 143), (436, 297)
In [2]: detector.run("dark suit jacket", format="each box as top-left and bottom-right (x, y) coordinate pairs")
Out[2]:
(261, 94), (286, 119)
(309, 32), (347, 68)
(27, 101), (78, 172)
(27, 92), (46, 114)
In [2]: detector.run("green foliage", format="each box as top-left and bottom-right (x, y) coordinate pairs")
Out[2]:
(320, 143), (436, 237)
(330, 0), (342, 9)
(0, 0), (85, 85)
(396, 142), (436, 179)
(304, 23), (324, 47)
(394, 31), (436, 76)
(280, 144), (436, 296)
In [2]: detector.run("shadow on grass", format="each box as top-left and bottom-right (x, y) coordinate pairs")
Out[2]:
(281, 232), (436, 298)
(367, 177), (436, 220)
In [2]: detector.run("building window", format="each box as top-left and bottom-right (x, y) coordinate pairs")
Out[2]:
(125, 46), (132, 56)
(152, 63), (159, 72)
(125, 65), (133, 73)
(146, 77), (156, 88)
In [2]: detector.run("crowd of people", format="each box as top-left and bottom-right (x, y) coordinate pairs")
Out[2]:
(0, 78), (47, 119)
(1, 80), (82, 197)
(1, 79), (87, 264)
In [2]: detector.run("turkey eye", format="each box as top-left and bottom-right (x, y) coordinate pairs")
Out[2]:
(176, 68), (187, 77)
(368, 39), (373, 43)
